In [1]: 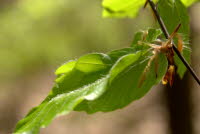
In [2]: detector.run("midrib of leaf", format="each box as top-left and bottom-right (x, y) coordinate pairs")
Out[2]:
(25, 52), (140, 129)
(15, 49), (147, 134)
(15, 75), (110, 134)
(77, 62), (111, 66)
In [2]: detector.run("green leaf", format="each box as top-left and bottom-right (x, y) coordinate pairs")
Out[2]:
(102, 0), (192, 77)
(102, 0), (198, 18)
(181, 0), (200, 6)
(14, 28), (168, 134)
(145, 28), (162, 42)
(55, 60), (76, 75)
(157, 0), (191, 78)
(75, 52), (167, 113)
(131, 31), (144, 46)
(102, 0), (146, 18)
(131, 28), (162, 47)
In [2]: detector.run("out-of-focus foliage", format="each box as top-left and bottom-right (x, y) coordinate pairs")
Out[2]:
(102, 0), (147, 18)
(102, 0), (198, 18)
(181, 0), (200, 6)
(0, 0), (135, 82)
(14, 28), (167, 134)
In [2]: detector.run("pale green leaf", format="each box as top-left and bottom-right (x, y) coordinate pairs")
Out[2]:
(102, 0), (146, 18)
(181, 0), (200, 6)
(55, 60), (76, 75)
(102, 0), (198, 18)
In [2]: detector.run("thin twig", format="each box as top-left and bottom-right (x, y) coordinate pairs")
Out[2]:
(146, 0), (200, 85)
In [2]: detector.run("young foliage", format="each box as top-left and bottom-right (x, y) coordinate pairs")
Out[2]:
(181, 0), (200, 6)
(14, 28), (168, 134)
(102, 0), (198, 18)
(103, 0), (191, 77)
(14, 0), (196, 133)
(157, 0), (190, 78)
(102, 0), (147, 18)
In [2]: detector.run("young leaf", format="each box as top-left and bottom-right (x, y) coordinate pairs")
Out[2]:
(157, 0), (191, 78)
(131, 28), (162, 47)
(75, 52), (167, 113)
(14, 28), (168, 134)
(102, 0), (196, 18)
(102, 0), (146, 18)
(181, 0), (200, 6)
(55, 60), (76, 76)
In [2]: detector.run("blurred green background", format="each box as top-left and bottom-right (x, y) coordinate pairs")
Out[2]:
(0, 0), (153, 82)
(0, 0), (199, 134)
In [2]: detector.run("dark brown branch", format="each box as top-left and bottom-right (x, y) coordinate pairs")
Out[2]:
(146, 0), (200, 85)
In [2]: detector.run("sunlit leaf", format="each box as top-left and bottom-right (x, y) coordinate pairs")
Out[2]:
(102, 0), (198, 18)
(14, 28), (168, 134)
(181, 0), (200, 6)
(102, 0), (146, 18)
(55, 60), (77, 75)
